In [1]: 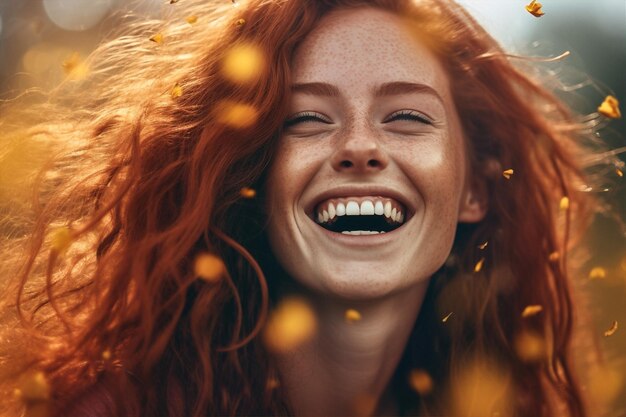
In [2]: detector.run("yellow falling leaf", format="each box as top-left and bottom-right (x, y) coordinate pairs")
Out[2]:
(442, 312), (453, 323)
(235, 18), (246, 26)
(16, 372), (50, 403)
(559, 196), (569, 211)
(514, 330), (546, 363)
(478, 241), (488, 250)
(149, 33), (164, 44)
(170, 83), (183, 99)
(408, 369), (434, 395)
(221, 43), (264, 84)
(345, 309), (362, 323)
(263, 297), (317, 353)
(616, 168), (623, 177)
(474, 257), (485, 272)
(215, 100), (258, 128)
(604, 320), (618, 337)
(194, 253), (225, 283)
(548, 251), (560, 262)
(588, 267), (607, 280)
(521, 305), (543, 318)
(240, 187), (256, 198)
(61, 52), (89, 80)
(502, 169), (514, 179)
(598, 95), (621, 119)
(525, 0), (545, 17)
(50, 226), (72, 254)
(186, 15), (198, 24)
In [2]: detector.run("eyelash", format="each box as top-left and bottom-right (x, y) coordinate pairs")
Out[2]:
(284, 110), (434, 127)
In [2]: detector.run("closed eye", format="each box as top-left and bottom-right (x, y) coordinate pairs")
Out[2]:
(384, 110), (434, 125)
(284, 111), (333, 128)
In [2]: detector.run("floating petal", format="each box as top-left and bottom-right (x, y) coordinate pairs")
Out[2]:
(50, 227), (72, 254)
(548, 251), (560, 262)
(442, 312), (453, 323)
(604, 320), (618, 337)
(478, 241), (488, 250)
(186, 15), (198, 24)
(588, 267), (607, 280)
(502, 169), (514, 179)
(170, 83), (183, 99)
(525, 0), (545, 17)
(235, 18), (246, 26)
(521, 305), (543, 318)
(474, 257), (485, 272)
(598, 95), (621, 119)
(149, 33), (164, 44)
(559, 196), (569, 211)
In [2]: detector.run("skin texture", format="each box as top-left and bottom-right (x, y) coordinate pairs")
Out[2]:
(264, 7), (486, 417)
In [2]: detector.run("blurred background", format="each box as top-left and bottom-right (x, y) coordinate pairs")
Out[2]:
(0, 0), (624, 415)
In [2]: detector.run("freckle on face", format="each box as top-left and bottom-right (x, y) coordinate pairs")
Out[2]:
(264, 7), (470, 300)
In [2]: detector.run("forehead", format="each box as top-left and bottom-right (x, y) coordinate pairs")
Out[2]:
(291, 7), (450, 94)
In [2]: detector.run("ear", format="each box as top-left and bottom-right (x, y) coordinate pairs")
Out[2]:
(458, 183), (488, 223)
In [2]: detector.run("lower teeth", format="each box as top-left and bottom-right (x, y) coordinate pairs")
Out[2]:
(340, 230), (385, 235)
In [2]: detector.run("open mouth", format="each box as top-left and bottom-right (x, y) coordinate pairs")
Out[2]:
(312, 197), (407, 235)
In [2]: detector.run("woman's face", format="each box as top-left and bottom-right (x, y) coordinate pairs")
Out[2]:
(265, 7), (484, 300)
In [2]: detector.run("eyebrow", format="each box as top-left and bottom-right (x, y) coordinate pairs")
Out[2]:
(291, 81), (444, 102)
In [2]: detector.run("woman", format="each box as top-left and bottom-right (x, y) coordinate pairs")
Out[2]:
(0, 0), (611, 415)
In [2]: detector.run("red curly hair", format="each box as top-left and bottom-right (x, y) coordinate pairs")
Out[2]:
(0, 0), (606, 416)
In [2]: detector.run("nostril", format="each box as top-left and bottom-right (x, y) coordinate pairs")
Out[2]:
(340, 160), (353, 168)
(367, 159), (380, 168)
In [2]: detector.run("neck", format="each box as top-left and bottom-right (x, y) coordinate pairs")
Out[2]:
(272, 282), (428, 417)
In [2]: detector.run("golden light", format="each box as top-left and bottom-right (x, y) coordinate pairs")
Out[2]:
(408, 369), (434, 395)
(514, 330), (546, 363)
(263, 297), (317, 353)
(589, 267), (607, 280)
(559, 196), (569, 211)
(345, 309), (362, 323)
(194, 253), (226, 283)
(221, 43), (265, 84)
(474, 257), (485, 272)
(587, 365), (623, 406)
(450, 360), (511, 417)
(62, 52), (89, 81)
(16, 371), (50, 403)
(239, 187), (256, 198)
(215, 100), (258, 128)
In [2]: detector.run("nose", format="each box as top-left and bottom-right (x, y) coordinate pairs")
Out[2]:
(330, 125), (389, 173)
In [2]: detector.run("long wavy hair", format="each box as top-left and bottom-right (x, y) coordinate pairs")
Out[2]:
(0, 0), (608, 416)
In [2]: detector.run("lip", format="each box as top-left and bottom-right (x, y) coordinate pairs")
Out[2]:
(305, 184), (416, 222)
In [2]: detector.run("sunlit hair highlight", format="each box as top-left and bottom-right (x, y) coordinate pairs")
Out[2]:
(0, 0), (607, 416)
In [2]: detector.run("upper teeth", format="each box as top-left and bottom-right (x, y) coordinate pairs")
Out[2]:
(315, 197), (405, 224)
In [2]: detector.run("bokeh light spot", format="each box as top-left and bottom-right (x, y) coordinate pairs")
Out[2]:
(221, 43), (264, 84)
(194, 253), (225, 283)
(263, 297), (317, 353)
(239, 187), (256, 198)
(514, 330), (546, 362)
(408, 369), (434, 395)
(215, 101), (258, 128)
(345, 309), (362, 323)
(43, 0), (112, 31)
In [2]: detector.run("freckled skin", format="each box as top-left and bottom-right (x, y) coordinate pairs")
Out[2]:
(265, 7), (483, 300)
(263, 8), (487, 416)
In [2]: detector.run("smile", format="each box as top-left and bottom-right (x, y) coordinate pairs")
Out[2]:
(313, 196), (407, 235)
